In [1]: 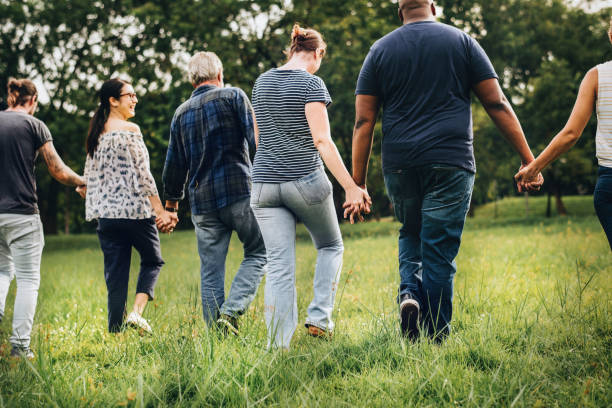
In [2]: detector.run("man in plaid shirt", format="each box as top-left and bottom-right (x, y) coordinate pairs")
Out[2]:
(162, 51), (266, 334)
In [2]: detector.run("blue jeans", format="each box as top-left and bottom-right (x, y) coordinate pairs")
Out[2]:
(594, 165), (612, 250)
(251, 169), (344, 349)
(0, 214), (44, 348)
(384, 164), (474, 338)
(192, 197), (267, 326)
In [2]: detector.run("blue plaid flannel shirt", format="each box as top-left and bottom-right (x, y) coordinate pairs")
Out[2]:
(162, 85), (256, 214)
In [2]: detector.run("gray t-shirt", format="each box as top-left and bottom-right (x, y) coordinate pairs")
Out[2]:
(0, 111), (52, 214)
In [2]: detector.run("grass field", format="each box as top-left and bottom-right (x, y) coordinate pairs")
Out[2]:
(0, 195), (610, 407)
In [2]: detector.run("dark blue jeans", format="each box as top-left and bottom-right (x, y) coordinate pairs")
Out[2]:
(384, 164), (474, 338)
(97, 218), (164, 332)
(594, 165), (612, 250)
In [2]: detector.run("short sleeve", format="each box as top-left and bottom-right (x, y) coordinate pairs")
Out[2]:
(33, 119), (52, 150)
(305, 75), (332, 106)
(467, 36), (498, 85)
(355, 47), (380, 96)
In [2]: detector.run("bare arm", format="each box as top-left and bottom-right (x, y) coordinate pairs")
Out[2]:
(515, 68), (597, 183)
(473, 78), (536, 165)
(39, 141), (85, 186)
(253, 111), (259, 149)
(351, 95), (380, 188)
(305, 102), (371, 220)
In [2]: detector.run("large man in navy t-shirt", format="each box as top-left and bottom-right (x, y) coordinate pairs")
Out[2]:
(349, 0), (542, 340)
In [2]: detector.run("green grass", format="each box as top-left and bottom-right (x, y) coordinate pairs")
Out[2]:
(0, 195), (610, 407)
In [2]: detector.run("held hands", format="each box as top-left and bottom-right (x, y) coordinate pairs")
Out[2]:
(75, 185), (87, 199)
(342, 185), (372, 224)
(514, 163), (544, 192)
(155, 210), (179, 234)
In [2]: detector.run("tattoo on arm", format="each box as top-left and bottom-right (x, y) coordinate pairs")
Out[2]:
(355, 118), (368, 130)
(40, 142), (84, 186)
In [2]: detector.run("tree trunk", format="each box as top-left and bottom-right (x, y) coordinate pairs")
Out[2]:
(467, 199), (475, 217)
(64, 186), (70, 235)
(554, 187), (568, 216)
(42, 181), (59, 234)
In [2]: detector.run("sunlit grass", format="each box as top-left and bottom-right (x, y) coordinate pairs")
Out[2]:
(0, 195), (610, 406)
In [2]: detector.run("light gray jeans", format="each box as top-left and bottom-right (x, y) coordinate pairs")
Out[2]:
(0, 213), (44, 349)
(251, 168), (344, 349)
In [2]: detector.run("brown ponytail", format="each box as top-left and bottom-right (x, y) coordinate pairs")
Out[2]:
(6, 78), (38, 107)
(285, 24), (327, 59)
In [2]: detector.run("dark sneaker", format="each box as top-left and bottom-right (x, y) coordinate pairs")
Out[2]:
(306, 324), (332, 339)
(217, 314), (239, 336)
(399, 294), (420, 340)
(10, 346), (34, 359)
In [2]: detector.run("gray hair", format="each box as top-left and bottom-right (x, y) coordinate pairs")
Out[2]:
(188, 51), (223, 85)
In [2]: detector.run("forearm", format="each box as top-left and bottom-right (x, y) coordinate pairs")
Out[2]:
(531, 129), (580, 173)
(315, 139), (357, 190)
(165, 200), (178, 210)
(351, 121), (375, 187)
(54, 166), (85, 186)
(148, 195), (165, 216)
(484, 102), (535, 164)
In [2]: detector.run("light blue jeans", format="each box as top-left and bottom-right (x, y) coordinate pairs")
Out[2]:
(251, 168), (344, 349)
(0, 214), (44, 349)
(192, 197), (267, 326)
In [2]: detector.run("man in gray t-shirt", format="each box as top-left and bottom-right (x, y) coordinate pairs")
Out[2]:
(348, 0), (543, 341)
(0, 78), (84, 358)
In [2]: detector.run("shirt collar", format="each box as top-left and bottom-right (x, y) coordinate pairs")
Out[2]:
(191, 84), (217, 98)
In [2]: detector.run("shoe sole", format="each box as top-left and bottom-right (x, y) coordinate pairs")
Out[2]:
(306, 325), (332, 339)
(400, 298), (419, 339)
(126, 321), (152, 334)
(217, 318), (239, 336)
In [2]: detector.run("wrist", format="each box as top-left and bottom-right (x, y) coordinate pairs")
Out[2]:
(165, 207), (178, 213)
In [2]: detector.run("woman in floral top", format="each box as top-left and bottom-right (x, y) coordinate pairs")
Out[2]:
(81, 78), (176, 334)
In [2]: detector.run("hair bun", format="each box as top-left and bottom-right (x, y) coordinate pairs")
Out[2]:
(8, 78), (21, 92)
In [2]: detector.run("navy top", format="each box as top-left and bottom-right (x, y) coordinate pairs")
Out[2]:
(162, 85), (256, 214)
(356, 21), (497, 173)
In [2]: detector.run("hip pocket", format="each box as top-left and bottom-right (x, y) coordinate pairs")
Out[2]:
(294, 169), (332, 206)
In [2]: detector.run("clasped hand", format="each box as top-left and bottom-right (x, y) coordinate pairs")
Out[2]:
(514, 163), (544, 192)
(156, 211), (178, 233)
(342, 185), (372, 224)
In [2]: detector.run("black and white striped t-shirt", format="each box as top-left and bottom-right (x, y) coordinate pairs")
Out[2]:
(252, 68), (332, 183)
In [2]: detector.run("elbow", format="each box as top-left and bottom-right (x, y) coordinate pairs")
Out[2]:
(562, 128), (581, 144)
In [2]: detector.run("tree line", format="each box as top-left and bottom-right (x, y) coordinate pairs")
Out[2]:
(1, 0), (610, 234)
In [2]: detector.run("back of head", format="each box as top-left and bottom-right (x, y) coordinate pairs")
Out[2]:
(6, 78), (37, 108)
(188, 52), (223, 86)
(87, 78), (128, 156)
(286, 24), (326, 59)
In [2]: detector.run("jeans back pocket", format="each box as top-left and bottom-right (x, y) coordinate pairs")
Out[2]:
(294, 169), (332, 205)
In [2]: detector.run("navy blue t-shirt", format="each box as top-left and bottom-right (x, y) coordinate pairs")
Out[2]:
(356, 21), (497, 173)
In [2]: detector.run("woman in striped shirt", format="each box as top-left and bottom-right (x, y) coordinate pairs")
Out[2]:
(515, 17), (612, 250)
(251, 24), (371, 349)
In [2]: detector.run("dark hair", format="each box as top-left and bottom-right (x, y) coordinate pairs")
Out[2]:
(87, 78), (128, 157)
(7, 78), (37, 107)
(285, 24), (326, 59)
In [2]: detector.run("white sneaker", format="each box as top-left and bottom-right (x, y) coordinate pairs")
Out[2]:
(126, 312), (152, 334)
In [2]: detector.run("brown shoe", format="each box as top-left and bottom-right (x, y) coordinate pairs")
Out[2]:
(306, 324), (332, 339)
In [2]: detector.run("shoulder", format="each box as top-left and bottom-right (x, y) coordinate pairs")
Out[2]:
(583, 67), (599, 91)
(106, 120), (140, 134)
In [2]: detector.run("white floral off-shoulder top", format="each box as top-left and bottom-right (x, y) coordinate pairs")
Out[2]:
(84, 130), (159, 221)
